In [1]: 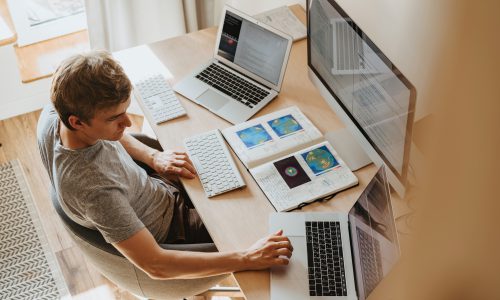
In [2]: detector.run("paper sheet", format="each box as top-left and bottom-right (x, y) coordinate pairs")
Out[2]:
(255, 6), (307, 42)
(251, 141), (358, 211)
(222, 106), (323, 169)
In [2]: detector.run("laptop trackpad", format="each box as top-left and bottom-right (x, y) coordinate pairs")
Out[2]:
(196, 89), (228, 111)
(271, 236), (309, 300)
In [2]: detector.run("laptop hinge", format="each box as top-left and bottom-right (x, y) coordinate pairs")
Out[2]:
(216, 61), (273, 91)
(348, 220), (360, 297)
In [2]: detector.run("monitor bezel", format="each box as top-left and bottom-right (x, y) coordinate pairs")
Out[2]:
(306, 0), (416, 186)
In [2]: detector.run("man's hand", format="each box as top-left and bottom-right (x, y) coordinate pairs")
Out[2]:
(242, 229), (293, 270)
(152, 150), (197, 179)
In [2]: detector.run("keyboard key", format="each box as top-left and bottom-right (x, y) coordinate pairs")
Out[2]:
(305, 221), (347, 296)
(357, 229), (384, 296)
(197, 63), (270, 105)
(135, 74), (186, 124)
(184, 129), (245, 197)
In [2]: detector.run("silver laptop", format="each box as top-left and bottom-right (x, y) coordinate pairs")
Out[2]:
(269, 166), (400, 300)
(174, 5), (293, 124)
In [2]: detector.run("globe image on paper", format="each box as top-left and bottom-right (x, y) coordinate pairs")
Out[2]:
(285, 166), (298, 177)
(268, 114), (303, 137)
(237, 125), (272, 148)
(302, 146), (339, 174)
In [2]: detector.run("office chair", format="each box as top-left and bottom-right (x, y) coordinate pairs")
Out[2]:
(44, 134), (242, 299)
(51, 189), (236, 299)
(50, 189), (228, 299)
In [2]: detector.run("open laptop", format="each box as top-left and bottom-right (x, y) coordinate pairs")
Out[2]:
(269, 166), (400, 299)
(173, 6), (293, 124)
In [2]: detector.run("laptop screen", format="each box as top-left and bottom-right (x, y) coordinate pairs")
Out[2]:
(217, 10), (289, 86)
(348, 166), (400, 299)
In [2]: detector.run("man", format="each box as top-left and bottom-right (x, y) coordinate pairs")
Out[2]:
(37, 50), (292, 279)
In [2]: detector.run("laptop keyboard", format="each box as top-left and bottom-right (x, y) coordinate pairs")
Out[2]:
(306, 221), (347, 296)
(357, 228), (383, 296)
(195, 63), (270, 108)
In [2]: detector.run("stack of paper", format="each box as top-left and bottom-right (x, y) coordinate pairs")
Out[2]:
(255, 6), (307, 42)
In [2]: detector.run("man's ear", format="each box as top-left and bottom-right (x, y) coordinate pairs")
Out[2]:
(68, 115), (85, 130)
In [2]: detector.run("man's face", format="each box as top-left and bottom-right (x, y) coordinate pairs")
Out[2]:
(82, 98), (132, 141)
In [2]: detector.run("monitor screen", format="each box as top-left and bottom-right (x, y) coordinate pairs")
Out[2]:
(307, 0), (416, 184)
(348, 166), (399, 299)
(217, 10), (289, 86)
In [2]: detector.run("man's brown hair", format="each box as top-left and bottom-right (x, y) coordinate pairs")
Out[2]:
(50, 50), (132, 130)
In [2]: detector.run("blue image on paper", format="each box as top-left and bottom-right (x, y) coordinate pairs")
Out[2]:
(236, 124), (273, 148)
(267, 114), (303, 137)
(301, 145), (339, 175)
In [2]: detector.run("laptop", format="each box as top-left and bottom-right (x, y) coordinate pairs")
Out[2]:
(173, 5), (293, 124)
(269, 166), (400, 300)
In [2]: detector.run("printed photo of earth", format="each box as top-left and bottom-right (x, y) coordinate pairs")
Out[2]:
(236, 124), (273, 148)
(301, 145), (339, 175)
(267, 114), (303, 137)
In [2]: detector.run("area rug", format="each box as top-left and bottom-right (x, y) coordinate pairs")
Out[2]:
(0, 160), (68, 299)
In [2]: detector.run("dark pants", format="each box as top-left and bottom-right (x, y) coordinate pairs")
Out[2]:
(130, 133), (212, 244)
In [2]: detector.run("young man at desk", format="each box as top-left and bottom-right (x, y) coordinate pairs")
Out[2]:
(37, 50), (293, 279)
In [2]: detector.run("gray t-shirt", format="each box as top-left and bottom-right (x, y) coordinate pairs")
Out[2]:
(37, 105), (175, 243)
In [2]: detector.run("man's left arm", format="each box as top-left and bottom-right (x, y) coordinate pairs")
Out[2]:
(119, 133), (196, 179)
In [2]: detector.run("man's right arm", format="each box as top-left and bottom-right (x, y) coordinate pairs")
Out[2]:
(113, 228), (293, 280)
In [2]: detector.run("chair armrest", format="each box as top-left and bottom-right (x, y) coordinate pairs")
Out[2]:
(159, 243), (217, 252)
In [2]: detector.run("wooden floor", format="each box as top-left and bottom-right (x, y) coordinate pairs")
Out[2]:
(0, 110), (240, 300)
(0, 110), (142, 299)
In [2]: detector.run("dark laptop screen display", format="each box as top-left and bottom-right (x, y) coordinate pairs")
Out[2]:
(217, 10), (289, 85)
(348, 166), (399, 299)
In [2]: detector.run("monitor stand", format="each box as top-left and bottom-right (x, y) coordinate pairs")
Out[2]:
(325, 129), (372, 171)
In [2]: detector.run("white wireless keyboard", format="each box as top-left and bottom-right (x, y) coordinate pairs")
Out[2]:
(134, 74), (187, 124)
(184, 130), (245, 197)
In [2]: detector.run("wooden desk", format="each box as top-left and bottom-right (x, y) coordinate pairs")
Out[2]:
(138, 5), (403, 299)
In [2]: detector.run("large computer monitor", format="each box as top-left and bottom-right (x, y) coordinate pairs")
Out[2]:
(307, 0), (416, 197)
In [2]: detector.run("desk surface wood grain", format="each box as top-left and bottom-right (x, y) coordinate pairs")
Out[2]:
(138, 5), (407, 300)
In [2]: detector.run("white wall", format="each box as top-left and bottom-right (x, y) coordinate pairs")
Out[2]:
(0, 45), (50, 121)
(333, 0), (451, 120)
(85, 0), (187, 52)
